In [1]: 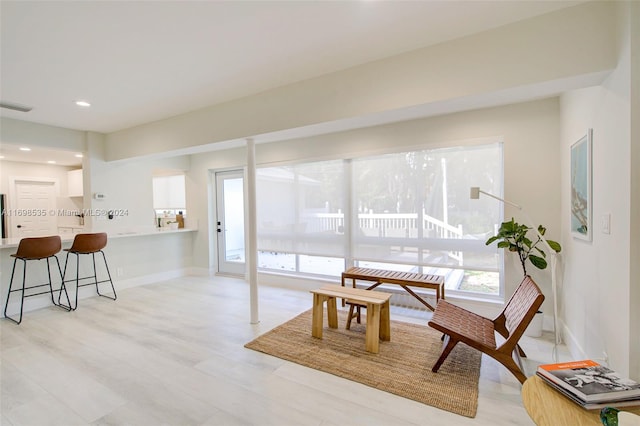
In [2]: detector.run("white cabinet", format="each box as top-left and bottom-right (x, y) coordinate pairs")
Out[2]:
(152, 175), (185, 209)
(58, 226), (84, 234)
(68, 169), (83, 197)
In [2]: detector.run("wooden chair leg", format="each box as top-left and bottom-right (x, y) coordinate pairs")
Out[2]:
(495, 353), (528, 384)
(516, 344), (527, 358)
(431, 335), (459, 373)
(346, 301), (364, 330)
(346, 304), (355, 330)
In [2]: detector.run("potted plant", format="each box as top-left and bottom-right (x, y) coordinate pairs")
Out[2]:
(486, 218), (562, 337)
(486, 218), (562, 277)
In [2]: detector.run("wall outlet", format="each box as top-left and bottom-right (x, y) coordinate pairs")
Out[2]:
(116, 267), (124, 277)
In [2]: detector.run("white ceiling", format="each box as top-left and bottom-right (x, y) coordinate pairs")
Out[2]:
(1, 0), (585, 137)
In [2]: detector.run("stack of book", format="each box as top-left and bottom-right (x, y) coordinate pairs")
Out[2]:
(536, 360), (640, 410)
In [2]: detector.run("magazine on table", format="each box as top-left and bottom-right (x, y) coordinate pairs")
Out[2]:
(536, 373), (640, 410)
(537, 360), (640, 403)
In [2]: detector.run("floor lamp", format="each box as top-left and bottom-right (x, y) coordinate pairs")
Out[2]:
(470, 187), (561, 356)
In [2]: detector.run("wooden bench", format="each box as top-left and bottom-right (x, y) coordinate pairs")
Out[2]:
(427, 275), (544, 384)
(341, 267), (445, 311)
(310, 284), (391, 353)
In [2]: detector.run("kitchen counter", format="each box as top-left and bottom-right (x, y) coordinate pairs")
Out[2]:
(0, 227), (197, 249)
(1, 226), (197, 318)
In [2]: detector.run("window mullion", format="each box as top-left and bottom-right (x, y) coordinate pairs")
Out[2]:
(344, 159), (353, 270)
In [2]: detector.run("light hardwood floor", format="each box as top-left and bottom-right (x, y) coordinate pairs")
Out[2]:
(1, 275), (570, 425)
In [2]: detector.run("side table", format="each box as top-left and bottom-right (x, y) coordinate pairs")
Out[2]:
(522, 375), (640, 425)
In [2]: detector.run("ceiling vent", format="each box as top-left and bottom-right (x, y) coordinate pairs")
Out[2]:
(0, 101), (33, 112)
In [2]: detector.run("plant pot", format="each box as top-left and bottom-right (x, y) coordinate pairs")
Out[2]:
(524, 310), (543, 337)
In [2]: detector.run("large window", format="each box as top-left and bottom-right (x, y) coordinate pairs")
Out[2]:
(256, 141), (503, 297)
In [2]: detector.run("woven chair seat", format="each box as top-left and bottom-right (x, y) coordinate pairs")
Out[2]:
(429, 301), (496, 349)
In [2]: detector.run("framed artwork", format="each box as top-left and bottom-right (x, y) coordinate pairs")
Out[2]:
(570, 129), (592, 241)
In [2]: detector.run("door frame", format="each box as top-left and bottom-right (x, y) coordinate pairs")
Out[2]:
(8, 176), (60, 239)
(212, 168), (246, 276)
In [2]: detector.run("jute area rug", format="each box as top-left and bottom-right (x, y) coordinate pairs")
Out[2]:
(245, 309), (481, 418)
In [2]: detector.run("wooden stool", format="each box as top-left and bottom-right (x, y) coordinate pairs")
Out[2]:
(346, 299), (366, 330)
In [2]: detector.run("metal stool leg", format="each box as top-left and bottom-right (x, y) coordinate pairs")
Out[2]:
(61, 251), (80, 310)
(52, 255), (71, 311)
(95, 251), (116, 300)
(63, 249), (116, 309)
(3, 258), (26, 325)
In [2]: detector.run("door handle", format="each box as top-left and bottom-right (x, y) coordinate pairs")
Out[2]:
(16, 225), (22, 228)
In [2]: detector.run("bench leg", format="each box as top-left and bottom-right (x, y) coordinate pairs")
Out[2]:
(365, 303), (381, 353)
(380, 300), (390, 341)
(327, 296), (338, 329)
(311, 293), (326, 338)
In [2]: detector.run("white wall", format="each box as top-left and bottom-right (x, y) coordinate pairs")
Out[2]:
(85, 132), (191, 233)
(629, 0), (640, 382)
(189, 97), (561, 316)
(559, 2), (637, 379)
(106, 1), (616, 161)
(0, 117), (85, 152)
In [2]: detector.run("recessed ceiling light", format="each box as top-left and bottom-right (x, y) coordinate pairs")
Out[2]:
(0, 155), (4, 159)
(47, 160), (56, 164)
(75, 153), (84, 158)
(19, 147), (31, 151)
(75, 100), (91, 107)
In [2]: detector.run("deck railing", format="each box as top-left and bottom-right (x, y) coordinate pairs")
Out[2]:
(302, 211), (464, 265)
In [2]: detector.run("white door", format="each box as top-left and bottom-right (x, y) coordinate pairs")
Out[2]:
(12, 181), (58, 238)
(215, 170), (245, 275)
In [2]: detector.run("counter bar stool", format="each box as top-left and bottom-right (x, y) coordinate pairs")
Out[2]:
(4, 235), (72, 324)
(62, 232), (117, 310)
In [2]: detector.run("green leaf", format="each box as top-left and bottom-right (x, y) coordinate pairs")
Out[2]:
(547, 240), (562, 253)
(485, 236), (499, 245)
(497, 241), (510, 249)
(529, 255), (548, 270)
